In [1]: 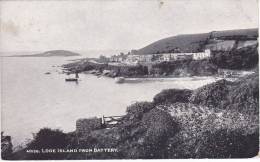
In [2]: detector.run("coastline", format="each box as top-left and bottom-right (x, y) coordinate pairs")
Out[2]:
(5, 72), (258, 159)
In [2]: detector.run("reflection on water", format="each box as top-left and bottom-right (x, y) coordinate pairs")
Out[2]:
(1, 56), (217, 146)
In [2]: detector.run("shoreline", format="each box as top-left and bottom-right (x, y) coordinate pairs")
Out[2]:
(82, 71), (247, 83)
(6, 72), (258, 159)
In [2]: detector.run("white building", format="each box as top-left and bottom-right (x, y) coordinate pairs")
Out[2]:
(139, 55), (153, 62)
(160, 53), (172, 61)
(125, 54), (153, 65)
(192, 49), (211, 60)
(124, 49), (211, 64)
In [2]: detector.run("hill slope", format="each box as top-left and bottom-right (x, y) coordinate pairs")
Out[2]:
(136, 28), (258, 54)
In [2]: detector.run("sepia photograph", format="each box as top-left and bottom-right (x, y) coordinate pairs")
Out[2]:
(0, 0), (259, 160)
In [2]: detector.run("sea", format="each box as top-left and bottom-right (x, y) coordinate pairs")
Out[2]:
(1, 55), (218, 147)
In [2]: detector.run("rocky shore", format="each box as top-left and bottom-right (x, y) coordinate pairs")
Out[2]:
(62, 58), (219, 78)
(4, 71), (259, 160)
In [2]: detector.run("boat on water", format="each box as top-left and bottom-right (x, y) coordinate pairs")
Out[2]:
(65, 72), (79, 82)
(115, 77), (125, 83)
(65, 78), (78, 82)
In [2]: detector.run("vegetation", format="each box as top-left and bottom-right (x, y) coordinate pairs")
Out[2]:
(210, 44), (258, 70)
(13, 128), (70, 160)
(189, 79), (232, 109)
(1, 132), (13, 160)
(226, 72), (259, 115)
(158, 102), (258, 158)
(151, 59), (218, 76)
(153, 89), (192, 105)
(136, 28), (258, 55)
(7, 71), (259, 160)
(190, 72), (259, 114)
(124, 102), (155, 122)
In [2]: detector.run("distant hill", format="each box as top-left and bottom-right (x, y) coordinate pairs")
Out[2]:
(136, 28), (258, 54)
(10, 50), (81, 57)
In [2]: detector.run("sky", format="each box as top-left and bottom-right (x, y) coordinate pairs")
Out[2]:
(0, 0), (258, 53)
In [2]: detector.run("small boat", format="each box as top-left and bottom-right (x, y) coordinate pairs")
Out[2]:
(115, 77), (125, 83)
(65, 78), (78, 82)
(44, 72), (51, 75)
(65, 72), (79, 82)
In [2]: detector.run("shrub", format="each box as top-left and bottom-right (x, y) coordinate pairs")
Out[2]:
(24, 128), (69, 160)
(151, 59), (218, 76)
(226, 73), (259, 114)
(196, 129), (259, 158)
(210, 44), (258, 70)
(160, 103), (259, 158)
(189, 79), (232, 109)
(27, 128), (68, 149)
(124, 102), (154, 122)
(1, 132), (13, 160)
(140, 109), (179, 158)
(153, 89), (192, 105)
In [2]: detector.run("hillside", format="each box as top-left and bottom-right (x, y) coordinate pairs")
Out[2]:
(136, 28), (258, 54)
(11, 50), (80, 57)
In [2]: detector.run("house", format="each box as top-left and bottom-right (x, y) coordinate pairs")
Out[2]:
(109, 55), (118, 62)
(124, 49), (211, 64)
(159, 53), (193, 62)
(109, 55), (126, 62)
(192, 49), (211, 60)
(160, 53), (172, 61)
(175, 53), (193, 60)
(124, 54), (153, 64)
(139, 55), (153, 62)
(124, 55), (140, 65)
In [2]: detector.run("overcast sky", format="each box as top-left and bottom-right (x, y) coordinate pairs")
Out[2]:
(0, 0), (258, 52)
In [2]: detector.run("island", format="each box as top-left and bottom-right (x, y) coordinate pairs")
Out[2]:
(9, 50), (81, 57)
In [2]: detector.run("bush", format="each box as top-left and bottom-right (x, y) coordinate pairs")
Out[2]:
(190, 72), (259, 114)
(210, 44), (258, 70)
(140, 109), (179, 158)
(1, 132), (13, 160)
(196, 129), (259, 158)
(159, 102), (259, 158)
(23, 128), (69, 160)
(27, 128), (68, 149)
(189, 79), (232, 109)
(153, 89), (192, 105)
(226, 73), (259, 114)
(151, 59), (218, 76)
(124, 102), (154, 122)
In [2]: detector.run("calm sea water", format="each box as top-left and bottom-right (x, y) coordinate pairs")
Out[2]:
(1, 56), (217, 146)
